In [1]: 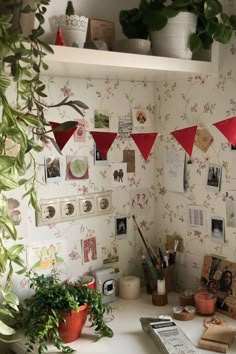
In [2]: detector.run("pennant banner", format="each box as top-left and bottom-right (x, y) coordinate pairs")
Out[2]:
(50, 121), (77, 151)
(130, 133), (158, 161)
(90, 131), (117, 159)
(213, 116), (236, 146)
(171, 125), (197, 157)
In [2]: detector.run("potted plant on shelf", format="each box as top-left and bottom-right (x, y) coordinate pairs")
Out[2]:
(0, 1), (88, 342)
(138, 0), (236, 59)
(112, 8), (151, 55)
(16, 271), (114, 354)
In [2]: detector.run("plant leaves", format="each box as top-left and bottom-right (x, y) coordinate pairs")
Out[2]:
(189, 33), (202, 53)
(0, 321), (15, 336)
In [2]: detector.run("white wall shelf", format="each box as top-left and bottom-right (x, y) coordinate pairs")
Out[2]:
(44, 44), (219, 82)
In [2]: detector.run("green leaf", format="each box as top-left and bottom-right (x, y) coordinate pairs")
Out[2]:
(229, 15), (236, 30)
(204, 0), (222, 19)
(0, 321), (15, 336)
(21, 114), (42, 127)
(50, 121), (78, 132)
(22, 4), (33, 13)
(0, 216), (17, 239)
(143, 9), (168, 31)
(8, 244), (25, 258)
(189, 33), (202, 53)
(213, 23), (232, 44)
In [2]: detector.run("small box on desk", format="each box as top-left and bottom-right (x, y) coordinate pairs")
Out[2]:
(142, 264), (175, 294)
(86, 18), (115, 50)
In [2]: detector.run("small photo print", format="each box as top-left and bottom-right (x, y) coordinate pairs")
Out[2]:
(73, 119), (86, 142)
(132, 108), (150, 127)
(194, 128), (214, 153)
(226, 191), (236, 227)
(79, 196), (96, 216)
(115, 217), (127, 240)
(36, 200), (60, 226)
(45, 156), (61, 183)
(123, 149), (135, 173)
(60, 199), (77, 221)
(94, 144), (107, 166)
(94, 109), (110, 129)
(96, 193), (112, 214)
(66, 155), (89, 180)
(81, 237), (97, 263)
(118, 116), (132, 136)
(111, 162), (127, 187)
(206, 163), (222, 192)
(211, 217), (225, 244)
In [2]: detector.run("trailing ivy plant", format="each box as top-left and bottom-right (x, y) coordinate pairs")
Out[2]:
(0, 0), (88, 340)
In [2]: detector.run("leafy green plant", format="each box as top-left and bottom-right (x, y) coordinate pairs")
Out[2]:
(119, 8), (149, 39)
(17, 271), (114, 354)
(0, 0), (88, 341)
(138, 0), (236, 52)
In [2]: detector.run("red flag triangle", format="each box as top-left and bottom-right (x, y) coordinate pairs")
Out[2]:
(130, 133), (158, 160)
(90, 131), (117, 159)
(50, 122), (77, 151)
(171, 126), (197, 157)
(213, 117), (236, 146)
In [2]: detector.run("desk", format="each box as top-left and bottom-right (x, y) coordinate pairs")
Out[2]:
(10, 292), (236, 354)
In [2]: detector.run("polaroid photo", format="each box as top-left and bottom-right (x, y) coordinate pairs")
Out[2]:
(132, 108), (150, 127)
(206, 163), (222, 192)
(94, 109), (110, 129)
(36, 199), (60, 226)
(94, 144), (108, 166)
(44, 156), (61, 183)
(211, 217), (225, 244)
(115, 217), (127, 240)
(78, 195), (96, 217)
(60, 198), (77, 222)
(96, 191), (112, 214)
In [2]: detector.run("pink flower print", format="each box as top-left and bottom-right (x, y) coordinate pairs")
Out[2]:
(159, 187), (166, 196)
(69, 249), (79, 261)
(60, 83), (74, 97)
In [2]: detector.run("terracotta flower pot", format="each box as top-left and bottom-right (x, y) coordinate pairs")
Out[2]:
(58, 304), (88, 343)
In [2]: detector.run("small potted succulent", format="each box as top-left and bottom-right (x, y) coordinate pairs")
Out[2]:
(16, 271), (113, 354)
(112, 8), (151, 55)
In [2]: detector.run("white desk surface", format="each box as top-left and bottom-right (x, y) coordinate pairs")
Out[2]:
(10, 292), (236, 354)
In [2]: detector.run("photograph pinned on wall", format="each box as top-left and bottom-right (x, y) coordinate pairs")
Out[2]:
(123, 149), (135, 173)
(81, 236), (97, 263)
(94, 109), (110, 129)
(36, 199), (60, 226)
(111, 162), (127, 187)
(96, 191), (112, 214)
(94, 143), (108, 166)
(73, 119), (86, 142)
(115, 217), (127, 240)
(206, 163), (222, 192)
(60, 198), (77, 221)
(211, 217), (225, 244)
(79, 195), (96, 216)
(45, 156), (61, 183)
(130, 188), (150, 215)
(118, 116), (132, 137)
(66, 155), (89, 180)
(132, 108), (150, 127)
(226, 191), (236, 227)
(194, 127), (214, 153)
(187, 205), (207, 233)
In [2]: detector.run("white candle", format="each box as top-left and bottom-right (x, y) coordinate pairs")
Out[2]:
(157, 279), (166, 295)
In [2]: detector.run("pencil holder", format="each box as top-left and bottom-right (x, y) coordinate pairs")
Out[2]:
(142, 264), (175, 294)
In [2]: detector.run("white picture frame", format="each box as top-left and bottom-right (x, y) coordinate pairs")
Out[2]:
(96, 191), (112, 214)
(211, 217), (225, 244)
(60, 198), (77, 222)
(36, 199), (60, 226)
(132, 108), (150, 127)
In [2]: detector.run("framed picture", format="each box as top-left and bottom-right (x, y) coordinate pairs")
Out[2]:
(115, 217), (127, 240)
(132, 108), (150, 127)
(211, 217), (225, 244)
(94, 144), (107, 166)
(78, 195), (96, 216)
(206, 163), (222, 192)
(96, 191), (112, 214)
(36, 199), (60, 226)
(60, 198), (77, 222)
(45, 156), (61, 183)
(94, 109), (110, 129)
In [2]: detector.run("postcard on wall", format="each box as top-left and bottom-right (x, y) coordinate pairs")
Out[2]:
(123, 149), (135, 173)
(118, 116), (132, 137)
(200, 255), (236, 319)
(27, 240), (67, 274)
(94, 143), (108, 166)
(73, 119), (86, 142)
(94, 109), (110, 129)
(130, 188), (150, 215)
(164, 150), (185, 193)
(44, 156), (62, 183)
(81, 237), (97, 263)
(206, 163), (222, 192)
(226, 191), (236, 227)
(66, 155), (89, 180)
(187, 205), (207, 233)
(111, 162), (127, 187)
(194, 128), (214, 153)
(132, 108), (150, 127)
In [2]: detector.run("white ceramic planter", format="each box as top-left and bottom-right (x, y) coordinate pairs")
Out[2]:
(49, 15), (88, 48)
(150, 12), (197, 59)
(111, 39), (151, 55)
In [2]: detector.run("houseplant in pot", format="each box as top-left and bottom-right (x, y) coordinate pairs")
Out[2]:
(112, 8), (151, 55)
(139, 0), (236, 59)
(16, 271), (113, 354)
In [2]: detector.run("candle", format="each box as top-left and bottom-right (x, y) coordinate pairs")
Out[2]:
(157, 279), (166, 295)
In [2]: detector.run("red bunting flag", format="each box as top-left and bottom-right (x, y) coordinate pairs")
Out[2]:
(90, 131), (117, 159)
(213, 116), (236, 146)
(130, 133), (158, 161)
(171, 126), (197, 157)
(50, 122), (77, 151)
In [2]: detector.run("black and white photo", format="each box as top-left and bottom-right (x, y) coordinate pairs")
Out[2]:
(115, 217), (127, 239)
(211, 217), (225, 244)
(206, 163), (222, 192)
(45, 156), (61, 183)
